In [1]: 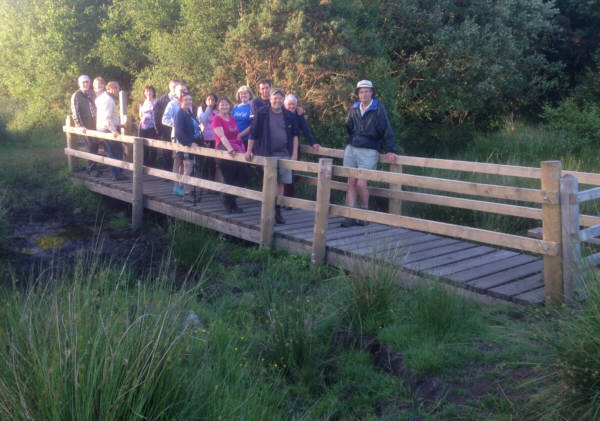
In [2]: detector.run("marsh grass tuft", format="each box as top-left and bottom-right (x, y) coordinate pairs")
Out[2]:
(532, 269), (600, 420)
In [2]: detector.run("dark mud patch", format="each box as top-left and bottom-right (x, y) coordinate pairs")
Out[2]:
(2, 212), (171, 284)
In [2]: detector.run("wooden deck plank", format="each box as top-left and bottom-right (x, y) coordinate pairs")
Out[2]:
(403, 241), (478, 264)
(334, 228), (415, 255)
(351, 234), (461, 261)
(446, 254), (539, 284)
(426, 250), (520, 278)
(404, 246), (495, 272)
(512, 287), (545, 305)
(466, 260), (543, 291)
(487, 273), (544, 299)
(328, 226), (420, 249)
(326, 223), (395, 242)
(342, 229), (437, 256)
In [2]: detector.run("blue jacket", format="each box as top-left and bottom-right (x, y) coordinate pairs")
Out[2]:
(174, 108), (199, 146)
(345, 99), (396, 153)
(250, 105), (299, 157)
(295, 113), (316, 146)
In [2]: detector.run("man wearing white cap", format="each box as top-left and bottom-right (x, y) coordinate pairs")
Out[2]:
(71, 75), (98, 176)
(341, 79), (398, 227)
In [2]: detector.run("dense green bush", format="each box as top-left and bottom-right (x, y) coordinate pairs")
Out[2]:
(542, 98), (600, 152)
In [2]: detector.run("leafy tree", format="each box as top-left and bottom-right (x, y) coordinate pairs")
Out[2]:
(0, 0), (107, 130)
(380, 0), (561, 151)
(553, 0), (600, 88)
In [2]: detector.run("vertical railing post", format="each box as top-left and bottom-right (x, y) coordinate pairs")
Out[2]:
(132, 137), (144, 230)
(65, 115), (75, 172)
(260, 157), (278, 247)
(389, 162), (403, 215)
(541, 161), (564, 304)
(311, 158), (333, 266)
(560, 174), (582, 301)
(119, 90), (132, 161)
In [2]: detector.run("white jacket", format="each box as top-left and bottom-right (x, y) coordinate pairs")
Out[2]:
(95, 91), (119, 132)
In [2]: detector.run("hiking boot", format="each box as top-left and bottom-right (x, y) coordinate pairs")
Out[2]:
(112, 174), (127, 181)
(275, 206), (286, 224)
(231, 201), (244, 214)
(172, 186), (185, 196)
(340, 217), (357, 228)
(224, 196), (234, 214)
(355, 219), (369, 226)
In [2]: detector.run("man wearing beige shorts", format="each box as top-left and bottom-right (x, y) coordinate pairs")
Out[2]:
(341, 80), (398, 227)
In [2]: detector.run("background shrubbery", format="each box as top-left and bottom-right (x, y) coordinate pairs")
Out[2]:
(3, 0), (599, 154)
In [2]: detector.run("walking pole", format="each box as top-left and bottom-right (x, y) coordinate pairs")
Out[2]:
(192, 154), (198, 205)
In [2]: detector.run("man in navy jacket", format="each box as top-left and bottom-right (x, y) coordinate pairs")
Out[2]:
(342, 80), (398, 227)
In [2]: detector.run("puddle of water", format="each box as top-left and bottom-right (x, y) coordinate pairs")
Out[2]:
(38, 235), (66, 249)
(13, 222), (95, 255)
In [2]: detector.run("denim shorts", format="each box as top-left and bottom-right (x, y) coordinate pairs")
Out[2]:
(277, 167), (292, 184)
(343, 145), (379, 170)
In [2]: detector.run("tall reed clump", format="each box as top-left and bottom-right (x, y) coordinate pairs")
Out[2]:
(0, 254), (203, 420)
(0, 250), (284, 421)
(536, 271), (600, 420)
(343, 252), (399, 338)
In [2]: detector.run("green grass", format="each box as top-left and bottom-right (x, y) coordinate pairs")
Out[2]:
(3, 120), (600, 419)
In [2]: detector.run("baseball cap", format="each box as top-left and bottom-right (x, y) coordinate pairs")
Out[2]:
(78, 75), (90, 84)
(270, 88), (285, 97)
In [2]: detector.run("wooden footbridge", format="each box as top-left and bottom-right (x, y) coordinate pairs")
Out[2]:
(64, 118), (600, 305)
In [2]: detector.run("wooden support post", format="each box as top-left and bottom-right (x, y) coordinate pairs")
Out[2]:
(560, 174), (582, 301)
(119, 90), (132, 161)
(541, 161), (563, 304)
(389, 163), (403, 215)
(311, 158), (333, 266)
(131, 137), (144, 230)
(260, 157), (278, 247)
(65, 116), (75, 171)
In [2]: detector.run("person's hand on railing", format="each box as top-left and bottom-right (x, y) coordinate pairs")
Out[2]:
(245, 151), (254, 161)
(112, 130), (120, 138)
(80, 126), (87, 134)
(312, 143), (320, 151)
(386, 152), (398, 164)
(228, 148), (236, 157)
(291, 151), (298, 161)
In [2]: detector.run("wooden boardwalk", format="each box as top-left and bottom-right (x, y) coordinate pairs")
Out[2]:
(71, 171), (546, 305)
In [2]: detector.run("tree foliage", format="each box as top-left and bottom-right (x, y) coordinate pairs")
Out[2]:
(0, 0), (107, 130)
(0, 0), (577, 152)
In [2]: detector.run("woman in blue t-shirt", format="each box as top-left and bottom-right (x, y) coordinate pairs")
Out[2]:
(232, 85), (253, 143)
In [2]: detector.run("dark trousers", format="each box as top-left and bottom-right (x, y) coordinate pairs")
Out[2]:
(218, 148), (249, 205)
(200, 140), (216, 181)
(139, 126), (158, 167)
(82, 135), (99, 172)
(103, 139), (124, 178)
(284, 173), (295, 197)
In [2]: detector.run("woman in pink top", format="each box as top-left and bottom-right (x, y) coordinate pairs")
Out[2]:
(212, 97), (248, 214)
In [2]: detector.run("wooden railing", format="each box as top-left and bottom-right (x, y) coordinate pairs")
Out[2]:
(64, 117), (600, 304)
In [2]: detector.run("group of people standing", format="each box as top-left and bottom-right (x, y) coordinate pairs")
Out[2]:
(71, 76), (397, 227)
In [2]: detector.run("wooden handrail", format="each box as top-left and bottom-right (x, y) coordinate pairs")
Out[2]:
(331, 165), (551, 204)
(328, 204), (559, 256)
(301, 145), (600, 186)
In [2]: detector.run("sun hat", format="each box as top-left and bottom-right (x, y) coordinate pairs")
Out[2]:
(270, 88), (285, 97)
(355, 79), (375, 96)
